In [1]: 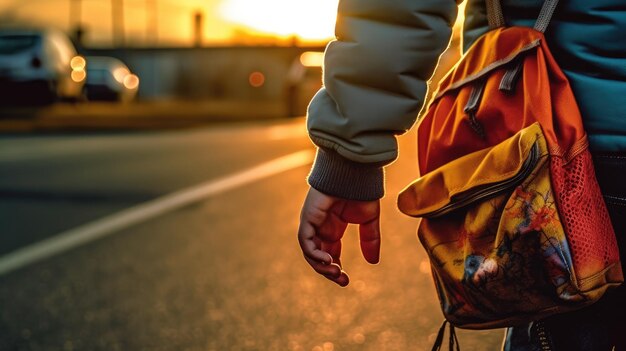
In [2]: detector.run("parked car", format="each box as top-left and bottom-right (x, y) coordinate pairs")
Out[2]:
(0, 26), (86, 105)
(84, 56), (139, 102)
(286, 51), (323, 117)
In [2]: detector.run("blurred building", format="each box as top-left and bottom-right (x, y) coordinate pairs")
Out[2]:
(82, 46), (324, 115)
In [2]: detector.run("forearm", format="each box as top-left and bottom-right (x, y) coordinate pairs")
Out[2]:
(307, 0), (460, 200)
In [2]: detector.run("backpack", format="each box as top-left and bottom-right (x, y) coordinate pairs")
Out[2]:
(397, 0), (623, 338)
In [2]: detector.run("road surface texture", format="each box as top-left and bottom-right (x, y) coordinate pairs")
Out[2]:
(0, 118), (503, 350)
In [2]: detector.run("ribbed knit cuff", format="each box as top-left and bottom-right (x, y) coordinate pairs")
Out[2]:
(307, 149), (384, 201)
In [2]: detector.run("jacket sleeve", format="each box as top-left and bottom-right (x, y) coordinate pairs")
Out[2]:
(307, 0), (460, 201)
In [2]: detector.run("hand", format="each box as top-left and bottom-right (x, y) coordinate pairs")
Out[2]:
(298, 187), (381, 287)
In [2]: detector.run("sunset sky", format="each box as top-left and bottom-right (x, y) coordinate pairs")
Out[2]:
(0, 0), (339, 47)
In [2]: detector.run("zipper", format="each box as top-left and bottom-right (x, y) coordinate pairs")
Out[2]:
(422, 140), (541, 218)
(535, 321), (553, 351)
(464, 79), (487, 138)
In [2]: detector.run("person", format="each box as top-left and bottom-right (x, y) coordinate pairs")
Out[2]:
(296, 0), (626, 350)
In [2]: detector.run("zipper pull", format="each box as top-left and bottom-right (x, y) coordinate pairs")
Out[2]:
(464, 80), (487, 138)
(499, 58), (524, 94)
(467, 111), (486, 139)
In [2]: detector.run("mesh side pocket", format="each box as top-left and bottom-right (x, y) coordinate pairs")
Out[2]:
(550, 150), (620, 281)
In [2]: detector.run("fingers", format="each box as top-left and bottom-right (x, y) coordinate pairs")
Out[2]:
(298, 221), (333, 265)
(302, 245), (349, 287)
(303, 256), (342, 278)
(299, 219), (349, 286)
(303, 254), (349, 287)
(299, 188), (383, 286)
(340, 199), (381, 265)
(299, 189), (351, 286)
(321, 237), (342, 269)
(318, 209), (347, 267)
(332, 271), (350, 287)
(359, 216), (381, 264)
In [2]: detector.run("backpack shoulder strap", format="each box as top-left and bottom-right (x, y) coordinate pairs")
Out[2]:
(534, 0), (560, 33)
(486, 0), (506, 29)
(486, 0), (560, 33)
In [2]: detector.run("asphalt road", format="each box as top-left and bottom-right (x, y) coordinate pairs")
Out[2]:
(0, 118), (503, 350)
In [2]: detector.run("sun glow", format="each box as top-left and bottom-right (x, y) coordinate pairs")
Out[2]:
(220, 0), (339, 41)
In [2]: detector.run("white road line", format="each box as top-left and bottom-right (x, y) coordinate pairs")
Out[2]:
(0, 149), (315, 276)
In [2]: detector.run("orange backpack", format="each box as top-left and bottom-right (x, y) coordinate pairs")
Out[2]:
(397, 0), (623, 331)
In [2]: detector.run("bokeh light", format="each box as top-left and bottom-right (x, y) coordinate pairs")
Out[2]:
(123, 74), (140, 90)
(70, 56), (86, 71)
(299, 51), (324, 67)
(248, 71), (265, 88)
(71, 69), (86, 82)
(113, 67), (131, 83)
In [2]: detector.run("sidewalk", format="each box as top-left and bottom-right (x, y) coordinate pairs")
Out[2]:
(0, 100), (288, 133)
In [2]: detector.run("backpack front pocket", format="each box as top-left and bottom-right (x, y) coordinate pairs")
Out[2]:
(398, 124), (585, 329)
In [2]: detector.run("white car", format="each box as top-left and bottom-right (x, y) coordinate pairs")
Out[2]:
(85, 56), (139, 103)
(0, 27), (86, 105)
